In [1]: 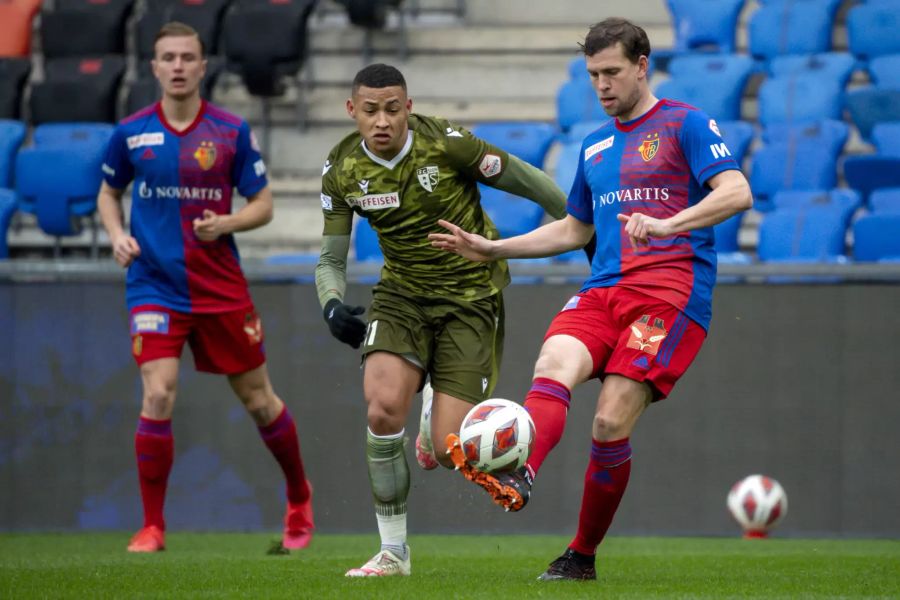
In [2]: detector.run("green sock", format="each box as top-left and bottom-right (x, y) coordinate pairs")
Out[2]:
(366, 428), (410, 519)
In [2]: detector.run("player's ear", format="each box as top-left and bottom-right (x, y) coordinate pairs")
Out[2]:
(200, 58), (207, 80)
(406, 98), (412, 112)
(637, 55), (649, 80)
(346, 98), (355, 118)
(151, 58), (159, 81)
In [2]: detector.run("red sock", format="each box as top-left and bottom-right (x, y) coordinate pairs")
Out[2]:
(258, 406), (310, 505)
(523, 377), (570, 476)
(135, 417), (174, 530)
(570, 437), (632, 556)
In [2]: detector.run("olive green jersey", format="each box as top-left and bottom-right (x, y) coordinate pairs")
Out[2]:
(321, 114), (516, 301)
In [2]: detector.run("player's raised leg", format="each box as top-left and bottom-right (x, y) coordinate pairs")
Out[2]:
(128, 357), (179, 553)
(229, 363), (314, 551)
(346, 351), (417, 577)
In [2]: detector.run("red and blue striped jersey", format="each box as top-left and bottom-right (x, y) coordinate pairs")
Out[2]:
(102, 101), (267, 313)
(566, 99), (740, 330)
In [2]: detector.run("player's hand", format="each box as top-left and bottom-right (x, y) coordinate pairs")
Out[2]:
(323, 298), (367, 349)
(111, 233), (141, 267)
(616, 212), (673, 251)
(428, 219), (496, 262)
(193, 209), (227, 241)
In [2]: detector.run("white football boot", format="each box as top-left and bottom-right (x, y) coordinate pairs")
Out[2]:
(415, 381), (439, 470)
(345, 548), (412, 577)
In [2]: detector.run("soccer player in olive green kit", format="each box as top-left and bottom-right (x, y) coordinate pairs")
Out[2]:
(315, 63), (568, 577)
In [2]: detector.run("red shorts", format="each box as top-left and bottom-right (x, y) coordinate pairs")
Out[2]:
(544, 287), (707, 400)
(129, 304), (266, 375)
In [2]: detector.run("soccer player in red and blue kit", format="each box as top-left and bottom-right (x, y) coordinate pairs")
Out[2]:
(97, 22), (313, 553)
(432, 17), (752, 581)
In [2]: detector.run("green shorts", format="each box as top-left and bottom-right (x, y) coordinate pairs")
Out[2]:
(362, 281), (505, 404)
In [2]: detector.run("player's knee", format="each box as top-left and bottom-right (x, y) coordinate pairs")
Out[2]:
(142, 385), (175, 418)
(533, 348), (568, 380)
(593, 412), (628, 440)
(366, 398), (404, 434)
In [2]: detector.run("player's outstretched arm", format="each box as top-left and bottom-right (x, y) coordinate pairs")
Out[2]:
(430, 216), (593, 261)
(97, 181), (140, 267)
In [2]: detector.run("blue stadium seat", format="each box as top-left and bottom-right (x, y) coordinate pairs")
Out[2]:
(852, 213), (900, 261)
(32, 122), (114, 147)
(471, 122), (557, 169)
(479, 185), (545, 239)
(750, 120), (848, 207)
(757, 207), (847, 262)
(869, 188), (900, 213)
(844, 88), (900, 142)
(842, 156), (900, 203)
(716, 120), (755, 166)
(568, 56), (588, 80)
(666, 0), (745, 53)
(871, 122), (900, 158)
(713, 212), (744, 253)
(658, 54), (755, 121)
(553, 139), (582, 195)
(0, 119), (26, 188)
(556, 77), (606, 132)
(509, 256), (553, 284)
(771, 189), (861, 228)
(868, 54), (900, 90)
(565, 120), (605, 144)
(353, 216), (382, 263)
(757, 75), (843, 128)
(748, 0), (838, 60)
(762, 119), (848, 155)
(0, 188), (16, 259)
(769, 52), (856, 89)
(15, 139), (106, 253)
(847, 3), (900, 61)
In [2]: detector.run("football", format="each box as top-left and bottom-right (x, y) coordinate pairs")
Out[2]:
(458, 398), (535, 473)
(726, 474), (788, 538)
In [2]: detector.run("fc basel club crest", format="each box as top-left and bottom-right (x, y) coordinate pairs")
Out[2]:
(416, 165), (440, 192)
(194, 141), (217, 170)
(638, 132), (660, 162)
(627, 314), (667, 356)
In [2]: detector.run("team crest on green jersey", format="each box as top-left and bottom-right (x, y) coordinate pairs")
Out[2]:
(416, 165), (440, 192)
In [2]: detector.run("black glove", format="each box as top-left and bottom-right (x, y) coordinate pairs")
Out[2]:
(323, 298), (367, 349)
(583, 232), (597, 264)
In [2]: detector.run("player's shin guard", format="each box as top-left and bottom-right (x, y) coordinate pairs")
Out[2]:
(258, 406), (311, 505)
(570, 437), (632, 555)
(523, 377), (571, 476)
(367, 428), (410, 554)
(135, 417), (174, 530)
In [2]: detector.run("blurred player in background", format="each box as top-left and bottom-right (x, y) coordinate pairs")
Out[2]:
(97, 22), (314, 554)
(315, 63), (569, 576)
(431, 17), (752, 581)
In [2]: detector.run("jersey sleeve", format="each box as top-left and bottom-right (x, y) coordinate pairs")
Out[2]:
(101, 126), (134, 189)
(680, 110), (741, 187)
(320, 153), (354, 236)
(566, 142), (593, 224)
(443, 125), (512, 185)
(232, 122), (268, 198)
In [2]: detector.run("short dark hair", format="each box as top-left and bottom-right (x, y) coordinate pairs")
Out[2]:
(352, 63), (407, 94)
(154, 21), (205, 57)
(580, 17), (651, 63)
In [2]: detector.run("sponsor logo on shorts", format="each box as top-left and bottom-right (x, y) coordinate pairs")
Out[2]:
(131, 311), (170, 334)
(244, 312), (262, 344)
(127, 132), (164, 150)
(478, 153), (502, 178)
(627, 314), (667, 356)
(562, 295), (580, 311)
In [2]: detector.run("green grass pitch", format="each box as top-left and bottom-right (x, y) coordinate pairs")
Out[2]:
(1, 533), (898, 599)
